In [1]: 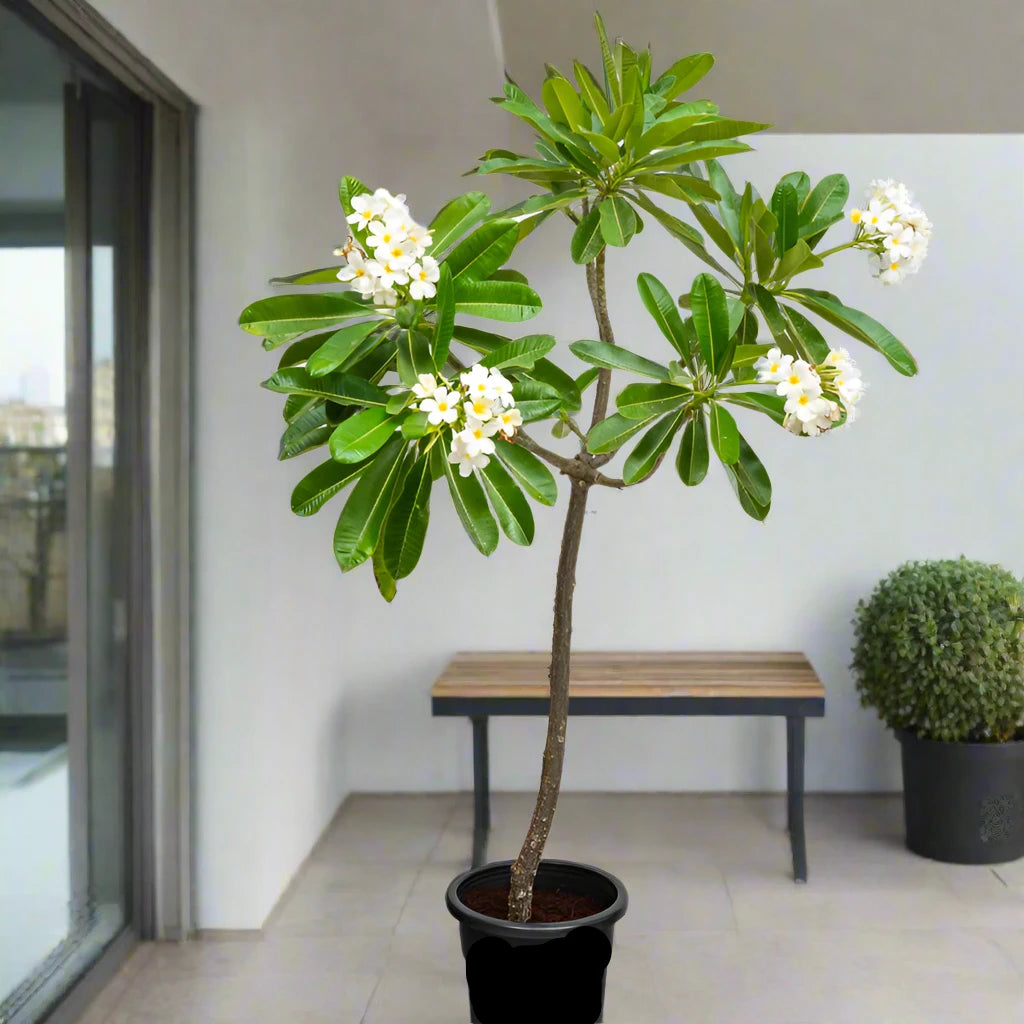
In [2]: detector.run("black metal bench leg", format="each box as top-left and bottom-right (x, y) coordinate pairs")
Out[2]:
(786, 716), (807, 883)
(471, 716), (490, 869)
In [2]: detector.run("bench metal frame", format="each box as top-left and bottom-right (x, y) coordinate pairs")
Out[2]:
(432, 693), (825, 883)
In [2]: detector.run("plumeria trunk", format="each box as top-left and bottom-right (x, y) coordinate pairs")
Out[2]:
(507, 477), (591, 921)
(507, 248), (613, 923)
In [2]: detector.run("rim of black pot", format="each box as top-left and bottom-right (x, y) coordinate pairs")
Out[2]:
(895, 728), (1024, 749)
(446, 858), (629, 936)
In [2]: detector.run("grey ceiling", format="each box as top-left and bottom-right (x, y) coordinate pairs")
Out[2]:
(495, 0), (1024, 133)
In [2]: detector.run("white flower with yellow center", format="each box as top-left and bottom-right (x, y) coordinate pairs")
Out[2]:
(373, 285), (399, 308)
(784, 394), (836, 436)
(375, 237), (418, 266)
(463, 395), (494, 421)
(488, 369), (515, 406)
(883, 225), (916, 262)
(495, 405), (523, 438)
(860, 198), (896, 234)
(366, 257), (410, 290)
(775, 360), (821, 400)
(346, 193), (387, 228)
(336, 250), (377, 298)
(405, 223), (433, 255)
(461, 364), (499, 401)
(419, 386), (460, 426)
(457, 415), (501, 457)
(367, 218), (408, 255)
(875, 255), (907, 285)
(754, 346), (794, 384)
(372, 187), (409, 217)
(408, 256), (441, 300)
(412, 373), (438, 401)
(448, 433), (490, 476)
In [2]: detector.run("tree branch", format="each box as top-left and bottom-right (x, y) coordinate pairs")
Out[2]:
(587, 248), (616, 431)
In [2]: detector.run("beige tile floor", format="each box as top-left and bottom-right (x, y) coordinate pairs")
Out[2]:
(80, 794), (1024, 1023)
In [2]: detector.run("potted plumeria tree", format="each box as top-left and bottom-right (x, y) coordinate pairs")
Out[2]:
(240, 16), (931, 1022)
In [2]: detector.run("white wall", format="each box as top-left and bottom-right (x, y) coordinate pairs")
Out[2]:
(89, 0), (1024, 928)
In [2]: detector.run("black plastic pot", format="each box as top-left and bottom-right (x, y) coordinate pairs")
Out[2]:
(446, 859), (628, 1024)
(898, 729), (1024, 864)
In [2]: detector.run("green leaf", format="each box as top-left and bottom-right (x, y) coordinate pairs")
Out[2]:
(587, 411), (658, 454)
(544, 75), (588, 131)
(523, 358), (582, 411)
(633, 139), (752, 171)
(772, 238), (824, 283)
(382, 455), (432, 579)
(623, 409), (686, 485)
(754, 216), (777, 282)
(676, 413), (709, 485)
(432, 263), (455, 368)
(570, 339), (669, 379)
(283, 393), (319, 423)
(570, 206), (605, 264)
(495, 442), (558, 505)
(576, 367), (601, 393)
(690, 273), (731, 378)
(481, 458), (535, 545)
(616, 382), (690, 420)
(709, 403), (740, 464)
(395, 328), (435, 386)
(443, 219), (519, 281)
(450, 325), (509, 355)
(594, 12), (621, 104)
(240, 292), (371, 337)
(306, 320), (380, 377)
(722, 390), (786, 425)
(731, 343), (773, 368)
(428, 191), (491, 253)
(278, 404), (331, 460)
(512, 379), (563, 422)
(733, 433), (771, 507)
(372, 547), (397, 603)
(480, 334), (557, 370)
(674, 118), (768, 145)
(598, 196), (637, 247)
(270, 266), (343, 286)
(781, 305), (830, 362)
(600, 101), (634, 142)
(656, 53), (715, 98)
(452, 279), (542, 322)
(333, 436), (407, 571)
(631, 172), (719, 202)
(444, 458), (499, 555)
(636, 272), (693, 361)
(705, 159), (743, 248)
(798, 174), (849, 235)
(770, 182), (799, 256)
(579, 128), (622, 163)
(786, 289), (918, 376)
(723, 459), (770, 520)
(574, 60), (610, 122)
(778, 172), (810, 205)
(329, 407), (400, 463)
(630, 194), (737, 281)
(690, 204), (738, 261)
(291, 457), (370, 516)
(338, 176), (370, 218)
(277, 330), (339, 369)
(400, 411), (430, 439)
(751, 284), (794, 352)
(262, 367), (388, 407)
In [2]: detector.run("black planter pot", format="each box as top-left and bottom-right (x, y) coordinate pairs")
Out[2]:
(446, 859), (628, 1024)
(898, 729), (1024, 864)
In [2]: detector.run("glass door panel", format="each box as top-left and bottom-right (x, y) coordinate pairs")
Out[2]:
(0, 4), (143, 1019)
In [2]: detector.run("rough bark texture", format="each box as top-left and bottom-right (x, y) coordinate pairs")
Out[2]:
(506, 245), (617, 923)
(507, 478), (590, 922)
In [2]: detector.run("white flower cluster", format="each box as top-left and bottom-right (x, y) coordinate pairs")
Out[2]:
(755, 346), (865, 437)
(850, 179), (932, 285)
(410, 365), (523, 476)
(336, 187), (439, 308)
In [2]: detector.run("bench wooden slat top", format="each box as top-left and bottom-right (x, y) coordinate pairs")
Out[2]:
(432, 651), (824, 700)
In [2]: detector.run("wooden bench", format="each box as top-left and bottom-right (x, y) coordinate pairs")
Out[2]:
(431, 651), (826, 882)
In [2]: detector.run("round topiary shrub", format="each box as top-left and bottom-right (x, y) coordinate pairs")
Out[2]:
(853, 558), (1024, 743)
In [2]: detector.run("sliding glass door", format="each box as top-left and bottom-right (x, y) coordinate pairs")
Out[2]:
(0, 3), (146, 1019)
